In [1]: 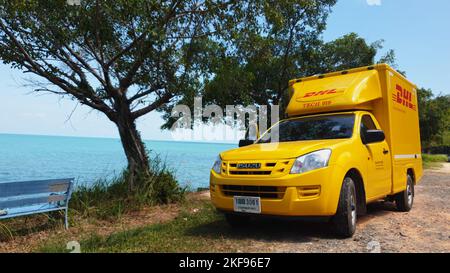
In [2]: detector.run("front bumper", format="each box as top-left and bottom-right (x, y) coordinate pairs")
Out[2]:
(210, 165), (345, 216)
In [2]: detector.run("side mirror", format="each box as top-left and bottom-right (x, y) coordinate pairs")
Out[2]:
(239, 139), (255, 147)
(363, 130), (385, 144)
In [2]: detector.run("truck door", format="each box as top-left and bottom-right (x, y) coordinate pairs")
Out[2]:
(360, 114), (392, 199)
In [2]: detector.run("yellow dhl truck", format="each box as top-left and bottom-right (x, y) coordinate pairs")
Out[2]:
(210, 64), (422, 237)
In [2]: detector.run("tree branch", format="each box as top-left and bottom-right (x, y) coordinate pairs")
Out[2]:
(131, 92), (173, 119)
(128, 85), (164, 103)
(63, 44), (108, 87)
(106, 32), (148, 68)
(0, 19), (115, 120)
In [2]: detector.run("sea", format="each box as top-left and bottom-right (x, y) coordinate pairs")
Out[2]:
(0, 134), (236, 190)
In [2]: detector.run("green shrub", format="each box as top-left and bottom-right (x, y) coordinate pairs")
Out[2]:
(422, 154), (448, 163)
(69, 154), (185, 220)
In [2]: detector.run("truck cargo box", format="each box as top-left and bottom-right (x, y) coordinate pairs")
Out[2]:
(287, 64), (423, 190)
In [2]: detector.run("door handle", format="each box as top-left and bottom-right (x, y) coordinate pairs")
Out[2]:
(383, 149), (389, 155)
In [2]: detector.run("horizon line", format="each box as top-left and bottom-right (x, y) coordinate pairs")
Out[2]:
(0, 132), (237, 145)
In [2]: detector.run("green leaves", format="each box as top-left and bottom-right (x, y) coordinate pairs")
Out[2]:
(320, 33), (377, 72)
(182, 3), (404, 124)
(195, 30), (401, 122)
(0, 0), (251, 120)
(418, 88), (450, 148)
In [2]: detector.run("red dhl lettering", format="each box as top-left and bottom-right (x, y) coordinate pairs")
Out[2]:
(393, 84), (416, 111)
(303, 89), (337, 98)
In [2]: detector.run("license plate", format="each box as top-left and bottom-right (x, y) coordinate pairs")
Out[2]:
(233, 196), (261, 214)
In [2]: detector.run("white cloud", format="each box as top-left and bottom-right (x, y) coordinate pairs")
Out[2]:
(366, 0), (382, 6)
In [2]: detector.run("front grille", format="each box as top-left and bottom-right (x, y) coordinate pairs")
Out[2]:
(229, 171), (271, 175)
(221, 185), (286, 199)
(224, 160), (292, 176)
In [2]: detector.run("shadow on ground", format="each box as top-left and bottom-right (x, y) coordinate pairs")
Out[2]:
(185, 200), (402, 243)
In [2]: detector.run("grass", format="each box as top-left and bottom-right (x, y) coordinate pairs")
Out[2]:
(37, 200), (227, 253)
(422, 154), (448, 169)
(0, 210), (68, 242)
(0, 223), (13, 241)
(34, 196), (342, 253)
(38, 198), (303, 253)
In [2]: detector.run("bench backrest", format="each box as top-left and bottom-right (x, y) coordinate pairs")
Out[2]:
(0, 178), (74, 218)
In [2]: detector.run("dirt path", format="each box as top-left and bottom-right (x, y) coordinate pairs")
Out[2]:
(434, 162), (450, 174)
(211, 167), (450, 253)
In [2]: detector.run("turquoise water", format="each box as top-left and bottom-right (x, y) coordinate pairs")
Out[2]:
(0, 134), (236, 190)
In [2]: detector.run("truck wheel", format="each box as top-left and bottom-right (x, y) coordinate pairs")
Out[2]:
(395, 174), (414, 212)
(224, 213), (250, 228)
(332, 177), (357, 238)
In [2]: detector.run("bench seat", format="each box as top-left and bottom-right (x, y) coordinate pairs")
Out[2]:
(0, 178), (74, 229)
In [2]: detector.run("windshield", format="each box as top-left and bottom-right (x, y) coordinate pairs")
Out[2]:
(257, 114), (355, 143)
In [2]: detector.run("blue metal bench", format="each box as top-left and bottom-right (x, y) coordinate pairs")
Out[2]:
(0, 178), (74, 229)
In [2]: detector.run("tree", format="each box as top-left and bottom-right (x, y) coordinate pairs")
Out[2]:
(320, 33), (398, 72)
(163, 30), (399, 128)
(162, 0), (338, 127)
(417, 88), (450, 149)
(0, 0), (250, 190)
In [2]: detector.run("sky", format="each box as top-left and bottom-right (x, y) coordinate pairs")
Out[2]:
(0, 0), (449, 140)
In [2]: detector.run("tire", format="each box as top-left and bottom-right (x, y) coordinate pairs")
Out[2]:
(224, 213), (251, 228)
(332, 177), (357, 238)
(395, 174), (414, 212)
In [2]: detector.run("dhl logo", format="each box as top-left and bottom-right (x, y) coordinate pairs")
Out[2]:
(302, 89), (343, 98)
(392, 84), (416, 111)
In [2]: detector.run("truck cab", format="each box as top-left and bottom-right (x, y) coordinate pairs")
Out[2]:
(210, 64), (422, 237)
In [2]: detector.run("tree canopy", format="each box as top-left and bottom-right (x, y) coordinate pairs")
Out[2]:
(0, 0), (260, 189)
(162, 30), (400, 128)
(417, 88), (450, 149)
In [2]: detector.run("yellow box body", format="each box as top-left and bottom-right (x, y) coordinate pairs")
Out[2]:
(211, 64), (423, 217)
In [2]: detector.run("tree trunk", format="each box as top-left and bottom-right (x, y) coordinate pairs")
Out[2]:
(114, 107), (150, 192)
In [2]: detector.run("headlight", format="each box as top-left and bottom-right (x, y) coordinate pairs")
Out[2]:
(211, 155), (222, 174)
(290, 149), (331, 174)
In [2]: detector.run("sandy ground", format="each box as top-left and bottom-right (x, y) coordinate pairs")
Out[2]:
(435, 162), (450, 174)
